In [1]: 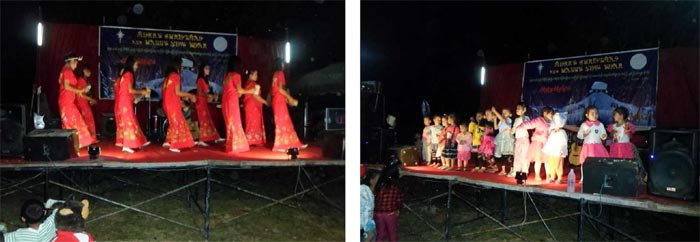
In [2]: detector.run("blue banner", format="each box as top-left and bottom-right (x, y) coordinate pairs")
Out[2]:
(99, 26), (237, 100)
(522, 48), (658, 128)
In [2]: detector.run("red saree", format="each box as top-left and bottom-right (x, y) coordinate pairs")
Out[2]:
(58, 67), (96, 147)
(115, 72), (148, 149)
(222, 72), (249, 153)
(271, 71), (303, 150)
(195, 78), (221, 142)
(162, 72), (195, 150)
(243, 80), (266, 146)
(75, 77), (96, 137)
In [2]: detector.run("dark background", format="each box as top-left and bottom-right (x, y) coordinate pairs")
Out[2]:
(361, 1), (699, 144)
(1, 0), (345, 104)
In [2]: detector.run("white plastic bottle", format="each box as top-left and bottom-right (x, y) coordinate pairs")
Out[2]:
(567, 169), (576, 192)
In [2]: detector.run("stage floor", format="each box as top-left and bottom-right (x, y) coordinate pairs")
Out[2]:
(402, 165), (700, 217)
(0, 141), (343, 169)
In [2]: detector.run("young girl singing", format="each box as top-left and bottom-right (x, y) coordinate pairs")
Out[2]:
(511, 103), (530, 177)
(456, 123), (473, 171)
(421, 116), (432, 164)
(429, 115), (443, 167)
(577, 105), (610, 182)
(474, 110), (497, 173)
(442, 114), (460, 170)
(608, 107), (636, 159)
(492, 107), (515, 176)
(514, 107), (554, 181)
(542, 112), (568, 184)
(438, 115), (449, 169)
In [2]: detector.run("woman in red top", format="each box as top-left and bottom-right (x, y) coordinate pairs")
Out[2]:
(195, 63), (224, 145)
(243, 70), (268, 146)
(58, 53), (96, 148)
(270, 59), (306, 151)
(75, 66), (97, 138)
(161, 57), (197, 152)
(115, 56), (151, 153)
(221, 56), (254, 153)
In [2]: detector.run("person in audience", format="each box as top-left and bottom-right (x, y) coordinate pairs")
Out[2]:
(374, 163), (403, 242)
(361, 165), (380, 242)
(3, 199), (63, 242)
(53, 199), (93, 242)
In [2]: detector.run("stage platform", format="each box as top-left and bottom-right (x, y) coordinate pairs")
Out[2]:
(401, 166), (700, 217)
(0, 142), (343, 170)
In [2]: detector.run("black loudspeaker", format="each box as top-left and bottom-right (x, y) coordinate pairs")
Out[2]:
(582, 158), (643, 198)
(23, 129), (79, 161)
(100, 113), (116, 138)
(388, 145), (420, 166)
(1, 104), (27, 157)
(648, 129), (699, 200)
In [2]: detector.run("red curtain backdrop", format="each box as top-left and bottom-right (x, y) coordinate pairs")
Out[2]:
(479, 49), (699, 128)
(35, 23), (283, 134)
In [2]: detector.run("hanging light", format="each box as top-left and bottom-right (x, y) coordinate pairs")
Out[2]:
(285, 41), (291, 64)
(480, 66), (486, 86)
(37, 22), (43, 46)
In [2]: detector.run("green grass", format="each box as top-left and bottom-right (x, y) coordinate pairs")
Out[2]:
(1, 168), (344, 241)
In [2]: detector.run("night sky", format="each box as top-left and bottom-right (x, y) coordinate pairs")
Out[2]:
(1, 1), (345, 104)
(361, 1), (699, 143)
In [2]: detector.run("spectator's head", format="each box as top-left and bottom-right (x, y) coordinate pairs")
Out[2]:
(56, 200), (89, 232)
(20, 199), (46, 226)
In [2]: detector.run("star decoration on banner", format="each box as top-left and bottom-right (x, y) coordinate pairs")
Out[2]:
(117, 30), (125, 44)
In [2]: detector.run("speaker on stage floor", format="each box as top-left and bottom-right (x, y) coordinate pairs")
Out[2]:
(582, 158), (643, 198)
(388, 145), (420, 166)
(648, 129), (699, 200)
(100, 113), (116, 138)
(23, 129), (79, 161)
(1, 104), (26, 157)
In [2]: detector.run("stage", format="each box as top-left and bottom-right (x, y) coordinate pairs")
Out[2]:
(0, 142), (343, 170)
(401, 166), (699, 217)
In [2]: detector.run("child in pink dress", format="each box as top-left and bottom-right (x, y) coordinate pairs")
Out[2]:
(456, 123), (473, 171)
(511, 103), (530, 177)
(577, 105), (610, 183)
(475, 110), (497, 173)
(514, 107), (554, 181)
(608, 107), (636, 159)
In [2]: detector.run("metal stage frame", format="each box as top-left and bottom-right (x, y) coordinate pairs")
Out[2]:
(399, 169), (700, 242)
(0, 159), (345, 240)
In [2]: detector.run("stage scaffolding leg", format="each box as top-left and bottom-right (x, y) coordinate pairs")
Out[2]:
(443, 180), (452, 242)
(452, 192), (529, 242)
(43, 168), (49, 201)
(204, 167), (211, 240)
(501, 190), (508, 223)
(578, 199), (584, 242)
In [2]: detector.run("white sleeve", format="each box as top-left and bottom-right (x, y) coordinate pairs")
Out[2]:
(576, 123), (586, 139)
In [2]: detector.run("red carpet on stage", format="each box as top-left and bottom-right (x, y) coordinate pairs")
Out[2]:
(403, 165), (693, 207)
(0, 141), (327, 165)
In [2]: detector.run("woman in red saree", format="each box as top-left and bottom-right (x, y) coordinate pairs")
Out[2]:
(75, 66), (97, 138)
(58, 53), (96, 148)
(243, 70), (268, 146)
(114, 65), (124, 147)
(162, 57), (197, 152)
(222, 56), (254, 153)
(115, 56), (151, 153)
(195, 63), (224, 145)
(271, 59), (306, 151)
